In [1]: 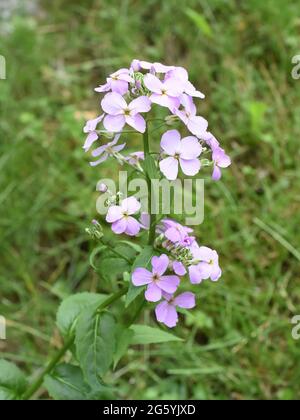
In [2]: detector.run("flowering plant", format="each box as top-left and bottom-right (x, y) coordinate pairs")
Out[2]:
(19, 60), (231, 400)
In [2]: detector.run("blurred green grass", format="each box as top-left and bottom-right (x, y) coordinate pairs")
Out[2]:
(0, 0), (300, 400)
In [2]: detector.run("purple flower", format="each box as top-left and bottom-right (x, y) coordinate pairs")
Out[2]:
(160, 219), (195, 247)
(211, 147), (231, 181)
(175, 94), (208, 136)
(155, 292), (196, 328)
(139, 212), (150, 230)
(188, 246), (222, 283)
(95, 68), (134, 96)
(143, 74), (185, 110)
(106, 196), (141, 236)
(132, 254), (180, 302)
(101, 93), (151, 133)
(125, 151), (144, 166)
(89, 134), (126, 166)
(159, 130), (202, 180)
(83, 114), (104, 151)
(165, 66), (205, 99)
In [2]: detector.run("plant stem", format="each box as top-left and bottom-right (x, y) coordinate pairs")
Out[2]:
(22, 286), (128, 400)
(143, 124), (156, 245)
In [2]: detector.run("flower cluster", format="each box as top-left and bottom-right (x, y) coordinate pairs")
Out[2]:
(84, 60), (230, 328)
(83, 59), (231, 181)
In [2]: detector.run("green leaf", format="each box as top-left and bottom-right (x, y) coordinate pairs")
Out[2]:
(44, 364), (91, 400)
(130, 325), (183, 345)
(75, 306), (116, 387)
(0, 360), (27, 400)
(113, 328), (134, 369)
(185, 8), (212, 37)
(125, 246), (155, 307)
(119, 240), (142, 253)
(56, 293), (107, 336)
(89, 245), (106, 270)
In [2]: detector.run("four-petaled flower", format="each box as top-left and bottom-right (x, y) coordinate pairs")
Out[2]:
(106, 196), (141, 236)
(189, 245), (222, 283)
(159, 129), (202, 180)
(160, 219), (195, 247)
(155, 292), (196, 328)
(165, 66), (205, 99)
(143, 74), (184, 110)
(101, 92), (151, 133)
(89, 134), (125, 166)
(132, 254), (180, 302)
(95, 68), (134, 96)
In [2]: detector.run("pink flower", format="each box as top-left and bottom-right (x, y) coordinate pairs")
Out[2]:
(188, 246), (222, 283)
(106, 196), (141, 236)
(159, 130), (202, 180)
(175, 94), (208, 136)
(101, 93), (151, 133)
(143, 74), (185, 110)
(95, 68), (134, 96)
(132, 254), (180, 302)
(165, 67), (205, 99)
(89, 134), (125, 166)
(155, 292), (196, 328)
(211, 146), (231, 181)
(83, 114), (104, 151)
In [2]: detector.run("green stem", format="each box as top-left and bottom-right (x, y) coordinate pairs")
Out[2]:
(143, 125), (156, 245)
(22, 286), (128, 400)
(100, 238), (132, 264)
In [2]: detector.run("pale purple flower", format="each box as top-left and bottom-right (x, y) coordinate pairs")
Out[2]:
(188, 246), (222, 283)
(83, 114), (104, 151)
(165, 67), (205, 99)
(211, 147), (231, 181)
(143, 74), (185, 110)
(155, 292), (196, 328)
(160, 219), (195, 247)
(101, 93), (151, 133)
(89, 134), (125, 166)
(98, 183), (108, 193)
(132, 254), (180, 302)
(159, 130), (202, 180)
(106, 196), (141, 236)
(175, 94), (208, 136)
(95, 68), (134, 96)
(125, 151), (144, 166)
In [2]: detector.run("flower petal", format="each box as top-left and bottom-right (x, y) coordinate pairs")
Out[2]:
(111, 218), (127, 234)
(151, 254), (169, 276)
(143, 74), (163, 93)
(155, 301), (178, 328)
(157, 275), (180, 294)
(173, 261), (187, 276)
(101, 92), (127, 115)
(132, 268), (153, 286)
(179, 158), (201, 176)
(121, 196), (141, 215)
(159, 157), (179, 180)
(180, 136), (202, 159)
(103, 114), (125, 132)
(160, 129), (181, 155)
(187, 116), (208, 136)
(125, 114), (146, 133)
(110, 79), (129, 95)
(124, 217), (141, 236)
(188, 265), (203, 284)
(145, 283), (162, 302)
(89, 153), (108, 166)
(128, 96), (151, 114)
(83, 131), (98, 151)
(106, 205), (123, 223)
(174, 292), (196, 309)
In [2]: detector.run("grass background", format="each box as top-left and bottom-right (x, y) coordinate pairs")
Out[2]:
(0, 0), (300, 400)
